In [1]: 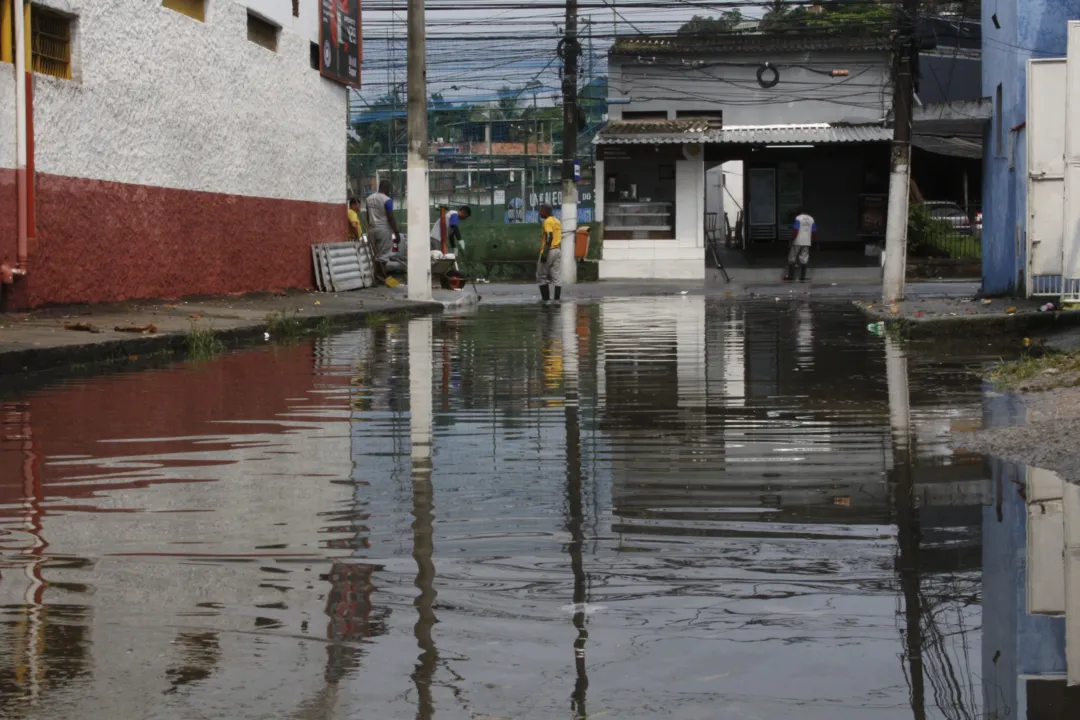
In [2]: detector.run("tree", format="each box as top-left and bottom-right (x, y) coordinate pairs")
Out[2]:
(759, 1), (893, 33)
(677, 10), (744, 35)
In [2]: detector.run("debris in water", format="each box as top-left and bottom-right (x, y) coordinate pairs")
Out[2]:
(560, 603), (608, 615)
(64, 322), (102, 334)
(982, 298), (993, 304)
(867, 322), (884, 335)
(1006, 306), (1017, 314)
(263, 332), (270, 341)
(114, 324), (158, 334)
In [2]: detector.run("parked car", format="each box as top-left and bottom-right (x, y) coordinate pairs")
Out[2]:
(922, 201), (973, 235)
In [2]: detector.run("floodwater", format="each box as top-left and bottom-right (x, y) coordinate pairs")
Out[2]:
(0, 297), (1076, 718)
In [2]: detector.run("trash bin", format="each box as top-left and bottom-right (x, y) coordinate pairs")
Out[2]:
(575, 226), (591, 259)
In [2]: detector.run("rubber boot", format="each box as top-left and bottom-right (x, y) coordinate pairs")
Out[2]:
(799, 264), (808, 283)
(554, 286), (562, 301)
(785, 264), (796, 282)
(539, 284), (550, 302)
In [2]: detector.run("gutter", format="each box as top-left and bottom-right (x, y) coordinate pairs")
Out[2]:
(3, 0), (31, 286)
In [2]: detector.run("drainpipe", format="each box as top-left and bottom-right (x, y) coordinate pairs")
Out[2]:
(3, 0), (30, 285)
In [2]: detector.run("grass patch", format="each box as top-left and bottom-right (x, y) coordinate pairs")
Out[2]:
(314, 317), (334, 336)
(265, 309), (305, 342)
(985, 351), (1080, 391)
(186, 321), (225, 361)
(364, 312), (392, 327)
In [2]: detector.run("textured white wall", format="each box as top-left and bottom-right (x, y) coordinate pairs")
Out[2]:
(26, 0), (346, 203)
(0, 67), (14, 170)
(244, 0), (319, 42)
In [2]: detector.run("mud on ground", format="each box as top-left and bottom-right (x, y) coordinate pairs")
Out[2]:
(957, 384), (1080, 484)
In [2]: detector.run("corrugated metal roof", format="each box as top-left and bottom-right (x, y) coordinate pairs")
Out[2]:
(610, 32), (892, 57)
(717, 124), (892, 144)
(595, 122), (891, 146)
(595, 119), (713, 144)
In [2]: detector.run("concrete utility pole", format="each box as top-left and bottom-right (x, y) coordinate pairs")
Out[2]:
(559, 0), (580, 286)
(406, 0), (432, 301)
(882, 0), (918, 303)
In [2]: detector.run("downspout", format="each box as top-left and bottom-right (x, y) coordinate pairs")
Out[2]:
(3, 0), (30, 285)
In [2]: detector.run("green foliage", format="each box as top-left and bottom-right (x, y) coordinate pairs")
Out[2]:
(185, 322), (225, 362)
(759, 1), (893, 33)
(907, 204), (981, 259)
(265, 309), (305, 342)
(677, 10), (744, 35)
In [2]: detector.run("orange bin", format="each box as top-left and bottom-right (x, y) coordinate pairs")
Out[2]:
(575, 226), (591, 259)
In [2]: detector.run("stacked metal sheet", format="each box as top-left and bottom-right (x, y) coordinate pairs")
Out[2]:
(311, 239), (376, 292)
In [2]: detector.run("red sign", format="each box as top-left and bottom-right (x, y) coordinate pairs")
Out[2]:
(320, 0), (362, 88)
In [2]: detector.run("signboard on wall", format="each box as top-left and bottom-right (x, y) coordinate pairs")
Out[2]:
(320, 0), (362, 88)
(858, 194), (887, 236)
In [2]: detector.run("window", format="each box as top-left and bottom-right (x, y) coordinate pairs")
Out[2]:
(2, 0), (14, 64)
(162, 0), (205, 22)
(293, 0), (300, 17)
(623, 111), (667, 121)
(676, 110), (723, 120)
(310, 41), (320, 70)
(31, 6), (71, 80)
(247, 12), (278, 52)
(995, 83), (1003, 157)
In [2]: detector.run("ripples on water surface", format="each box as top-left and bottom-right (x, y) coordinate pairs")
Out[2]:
(0, 297), (1073, 718)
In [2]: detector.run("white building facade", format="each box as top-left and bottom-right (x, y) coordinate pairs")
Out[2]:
(0, 0), (349, 308)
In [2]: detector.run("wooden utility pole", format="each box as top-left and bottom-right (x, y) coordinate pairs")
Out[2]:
(406, 0), (432, 300)
(559, 0), (580, 286)
(882, 0), (918, 303)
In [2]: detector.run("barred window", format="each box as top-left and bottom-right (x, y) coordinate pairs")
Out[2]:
(31, 6), (71, 80)
(247, 12), (278, 52)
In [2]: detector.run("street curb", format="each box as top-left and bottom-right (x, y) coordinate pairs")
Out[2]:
(857, 303), (1080, 338)
(0, 301), (444, 382)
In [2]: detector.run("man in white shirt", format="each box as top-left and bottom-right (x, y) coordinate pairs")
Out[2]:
(786, 209), (817, 283)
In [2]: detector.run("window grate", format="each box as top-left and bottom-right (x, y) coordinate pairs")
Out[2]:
(31, 7), (71, 79)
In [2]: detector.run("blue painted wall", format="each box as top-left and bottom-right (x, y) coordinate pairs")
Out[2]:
(982, 0), (1079, 294)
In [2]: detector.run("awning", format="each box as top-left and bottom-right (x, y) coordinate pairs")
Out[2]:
(912, 134), (983, 159)
(594, 121), (891, 146)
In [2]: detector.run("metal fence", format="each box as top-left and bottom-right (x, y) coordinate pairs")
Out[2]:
(908, 203), (982, 261)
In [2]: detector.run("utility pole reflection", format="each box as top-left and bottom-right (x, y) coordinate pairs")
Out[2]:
(409, 316), (438, 720)
(886, 336), (926, 720)
(561, 302), (589, 718)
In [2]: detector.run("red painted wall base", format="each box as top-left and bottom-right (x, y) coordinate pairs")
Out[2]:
(0, 170), (346, 310)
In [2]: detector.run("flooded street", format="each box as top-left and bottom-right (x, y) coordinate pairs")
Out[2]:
(0, 297), (1076, 718)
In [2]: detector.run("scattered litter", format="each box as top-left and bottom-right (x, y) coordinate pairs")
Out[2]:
(114, 324), (157, 334)
(680, 290), (688, 295)
(774, 297), (780, 302)
(914, 311), (924, 318)
(1023, 337), (1032, 347)
(263, 332), (270, 341)
(982, 298), (993, 305)
(385, 276), (401, 288)
(867, 322), (884, 336)
(64, 322), (102, 334)
(890, 305), (899, 314)
(1006, 306), (1017, 314)
(1043, 368), (1061, 375)
(831, 283), (838, 286)
(189, 313), (204, 319)
(314, 300), (321, 306)
(1039, 302), (1056, 312)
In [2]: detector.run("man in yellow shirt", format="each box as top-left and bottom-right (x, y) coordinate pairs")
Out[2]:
(536, 204), (563, 302)
(347, 197), (362, 240)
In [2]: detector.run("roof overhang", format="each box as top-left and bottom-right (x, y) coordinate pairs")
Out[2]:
(594, 121), (892, 146)
(911, 98), (990, 159)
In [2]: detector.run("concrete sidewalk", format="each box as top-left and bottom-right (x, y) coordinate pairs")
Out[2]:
(858, 292), (1080, 337)
(0, 286), (476, 378)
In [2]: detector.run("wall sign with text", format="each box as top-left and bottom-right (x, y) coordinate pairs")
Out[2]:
(320, 0), (362, 88)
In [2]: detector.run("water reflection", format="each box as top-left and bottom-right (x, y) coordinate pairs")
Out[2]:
(0, 296), (1078, 717)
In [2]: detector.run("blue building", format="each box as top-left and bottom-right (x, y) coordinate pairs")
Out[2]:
(982, 0), (1080, 294)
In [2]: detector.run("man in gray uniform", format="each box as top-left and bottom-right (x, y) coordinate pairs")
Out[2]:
(364, 180), (400, 261)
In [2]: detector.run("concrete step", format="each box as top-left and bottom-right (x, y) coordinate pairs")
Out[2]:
(710, 266), (883, 284)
